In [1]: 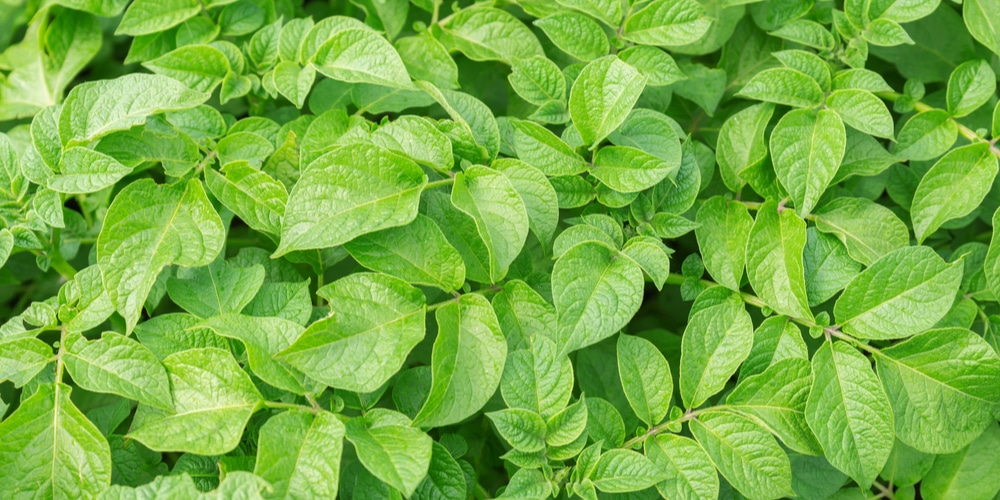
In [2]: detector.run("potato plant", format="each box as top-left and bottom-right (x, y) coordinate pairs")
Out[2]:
(1, 0), (1000, 498)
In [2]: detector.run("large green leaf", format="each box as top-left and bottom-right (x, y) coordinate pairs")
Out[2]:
(255, 409), (345, 499)
(769, 108), (846, 216)
(345, 215), (466, 291)
(746, 201), (813, 320)
(500, 336), (573, 419)
(568, 56), (647, 148)
(910, 143), (998, 243)
(346, 411), (433, 496)
(680, 299), (754, 409)
(920, 423), (1000, 500)
(644, 434), (719, 500)
(64, 331), (172, 410)
(617, 334), (672, 427)
(690, 412), (794, 500)
(312, 29), (413, 88)
(695, 196), (753, 290)
(622, 0), (712, 46)
(813, 197), (910, 266)
(205, 161), (287, 237)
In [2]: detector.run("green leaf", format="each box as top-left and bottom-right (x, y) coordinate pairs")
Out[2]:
(278, 273), (425, 393)
(450, 165), (530, 283)
(590, 449), (667, 493)
(695, 196), (753, 290)
(199, 314), (313, 395)
(0, 384), (111, 498)
(63, 332), (172, 410)
(423, 190), (493, 284)
(437, 7), (544, 64)
(273, 62), (316, 109)
(644, 434), (719, 500)
(97, 179), (225, 331)
(769, 20), (836, 50)
(413, 294), (507, 428)
(592, 146), (675, 193)
(345, 215), (466, 291)
(275, 144), (427, 256)
(892, 109), (958, 161)
(622, 0), (712, 46)
(205, 161), (287, 237)
(986, 207), (1000, 301)
(617, 46), (687, 86)
(534, 12), (609, 62)
(0, 337), (52, 387)
(413, 442), (467, 500)
(964, 0), (1000, 58)
(371, 115), (454, 171)
(254, 409), (345, 499)
(737, 68), (824, 107)
(396, 32), (459, 90)
(740, 316), (808, 380)
(727, 357), (822, 455)
(864, 18), (915, 46)
(552, 241), (644, 355)
(127, 348), (262, 455)
(116, 0), (200, 36)
(771, 109), (846, 216)
(715, 102), (774, 191)
(911, 143), (999, 243)
(617, 334), (672, 427)
(690, 412), (794, 500)
(621, 235), (672, 290)
(499, 335), (573, 419)
(875, 328), (1000, 454)
(48, 147), (132, 194)
(680, 299), (754, 408)
(487, 408), (547, 452)
(59, 74), (209, 144)
(554, 0), (622, 26)
(345, 413), (433, 497)
(508, 57), (566, 106)
(825, 89), (895, 139)
(813, 197), (910, 266)
(143, 45), (230, 93)
(920, 423), (1000, 500)
(804, 228), (861, 306)
(493, 158), (559, 248)
(835, 246), (962, 340)
(511, 119), (588, 176)
(745, 201), (813, 319)
(806, 341), (894, 487)
(312, 29), (413, 89)
(568, 56), (647, 148)
(166, 258), (265, 319)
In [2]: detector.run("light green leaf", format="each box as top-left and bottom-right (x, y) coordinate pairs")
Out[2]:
(500, 336), (572, 418)
(413, 442), (467, 500)
(97, 179), (225, 331)
(48, 147), (132, 194)
(727, 357), (822, 455)
(254, 409), (345, 499)
(716, 102), (774, 191)
(275, 144), (427, 256)
(592, 145), (675, 193)
(487, 408), (547, 452)
(493, 158), (559, 247)
(552, 241), (644, 355)
(645, 434), (719, 500)
(312, 29), (412, 89)
(396, 31), (459, 90)
(835, 246), (962, 340)
(423, 190), (493, 284)
(804, 228), (861, 306)
(413, 294), (507, 428)
(695, 196), (753, 290)
(911, 143), (999, 243)
(739, 316), (808, 380)
(806, 341), (894, 487)
(143, 45), (230, 93)
(622, 0), (712, 46)
(690, 412), (794, 500)
(371, 115), (454, 171)
(199, 314), (313, 395)
(864, 18), (915, 46)
(534, 12), (609, 61)
(621, 235), (672, 290)
(813, 197), (910, 266)
(0, 337), (52, 387)
(617, 46), (687, 86)
(893, 109), (958, 161)
(946, 60), (996, 118)
(127, 348), (261, 455)
(875, 328), (1000, 454)
(278, 273), (425, 393)
(345, 215), (466, 291)
(64, 332), (172, 410)
(166, 258), (265, 318)
(437, 7), (544, 63)
(205, 161), (287, 237)
(769, 20), (836, 50)
(987, 207), (1000, 301)
(511, 119), (588, 176)
(773, 49), (831, 90)
(508, 56), (566, 106)
(825, 89), (895, 139)
(746, 201), (813, 320)
(273, 62), (316, 109)
(770, 109), (846, 216)
(59, 74), (209, 144)
(920, 423), (1000, 500)
(617, 334), (672, 427)
(116, 0), (200, 36)
(964, 0), (1000, 58)
(590, 449), (667, 493)
(568, 56), (647, 148)
(554, 0), (622, 26)
(737, 68), (824, 107)
(451, 165), (530, 283)
(680, 300), (754, 408)
(0, 384), (111, 499)
(345, 413), (433, 497)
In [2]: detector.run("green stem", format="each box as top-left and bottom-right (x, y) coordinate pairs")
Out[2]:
(263, 400), (320, 414)
(620, 406), (733, 449)
(49, 229), (77, 280)
(426, 286), (502, 312)
(424, 177), (455, 190)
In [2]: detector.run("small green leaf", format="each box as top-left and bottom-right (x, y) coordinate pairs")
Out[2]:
(813, 197), (910, 266)
(695, 196), (754, 290)
(617, 334), (672, 427)
(825, 89), (895, 139)
(716, 102), (774, 191)
(312, 29), (412, 89)
(590, 449), (667, 493)
(143, 45), (230, 93)
(0, 337), (52, 387)
(737, 68), (825, 107)
(64, 332), (172, 410)
(500, 336), (573, 419)
(920, 423), (1000, 500)
(690, 412), (794, 500)
(205, 161), (287, 237)
(592, 145), (676, 193)
(771, 109), (846, 216)
(511, 119), (588, 176)
(345, 215), (466, 291)
(437, 7), (544, 64)
(622, 0), (712, 46)
(487, 408), (547, 452)
(680, 300), (754, 408)
(254, 409), (345, 499)
(508, 56), (566, 106)
(893, 109), (958, 161)
(911, 143), (998, 243)
(166, 258), (265, 319)
(645, 434), (719, 500)
(946, 59), (996, 118)
(745, 201), (813, 320)
(534, 12), (609, 61)
(345, 413), (433, 497)
(569, 56), (647, 148)
(49, 147), (132, 194)
(116, 0), (200, 36)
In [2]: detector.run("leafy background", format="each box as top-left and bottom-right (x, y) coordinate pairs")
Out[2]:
(1, 0), (1000, 498)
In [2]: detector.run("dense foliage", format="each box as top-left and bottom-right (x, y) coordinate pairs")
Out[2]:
(2, 0), (1000, 498)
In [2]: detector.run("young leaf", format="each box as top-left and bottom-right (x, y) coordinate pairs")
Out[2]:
(644, 434), (719, 500)
(205, 161), (287, 237)
(413, 294), (507, 428)
(552, 241), (644, 355)
(508, 56), (566, 106)
(534, 12), (609, 62)
(825, 89), (895, 139)
(487, 408), (547, 452)
(275, 144), (427, 256)
(345, 413), (433, 497)
(806, 342), (894, 488)
(769, 108), (846, 216)
(278, 273), (426, 393)
(437, 7), (544, 63)
(617, 334), (673, 427)
(590, 449), (668, 493)
(946, 59), (996, 118)
(813, 197), (910, 266)
(622, 0), (712, 46)
(695, 196), (753, 290)
(737, 68), (824, 108)
(716, 102), (774, 191)
(568, 56), (647, 148)
(0, 337), (52, 387)
(835, 246), (963, 340)
(311, 29), (412, 89)
(745, 201), (813, 320)
(116, 0), (200, 36)
(254, 410), (345, 499)
(511, 119), (589, 176)
(910, 143), (998, 243)
(97, 179), (225, 331)
(142, 45), (230, 92)
(690, 412), (795, 500)
(680, 300), (754, 409)
(63, 332), (173, 410)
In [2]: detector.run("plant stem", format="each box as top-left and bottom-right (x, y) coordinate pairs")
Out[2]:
(620, 406), (732, 449)
(424, 177), (455, 190)
(263, 400), (320, 414)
